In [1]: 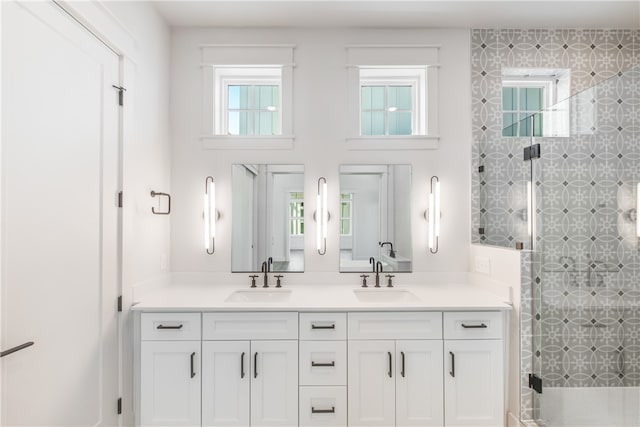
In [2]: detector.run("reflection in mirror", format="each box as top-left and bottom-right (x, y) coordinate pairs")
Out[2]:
(232, 164), (304, 273)
(339, 165), (412, 273)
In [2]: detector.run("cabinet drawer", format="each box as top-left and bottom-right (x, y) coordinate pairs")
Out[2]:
(299, 386), (347, 427)
(300, 313), (346, 340)
(299, 341), (347, 386)
(348, 312), (442, 340)
(141, 313), (201, 341)
(443, 311), (503, 339)
(202, 312), (298, 340)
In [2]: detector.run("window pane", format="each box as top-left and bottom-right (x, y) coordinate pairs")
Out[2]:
(520, 87), (543, 111)
(238, 85), (250, 109)
(340, 220), (350, 235)
(502, 87), (516, 111)
(371, 86), (385, 110)
(389, 86), (411, 110)
(389, 111), (412, 135)
(519, 113), (531, 137)
(371, 111), (385, 135)
(502, 113), (517, 136)
(257, 111), (274, 135)
(228, 85), (240, 109)
(239, 111), (249, 134)
(257, 85), (278, 110)
(361, 86), (372, 110)
(361, 111), (372, 135)
(341, 202), (349, 217)
(228, 111), (239, 135)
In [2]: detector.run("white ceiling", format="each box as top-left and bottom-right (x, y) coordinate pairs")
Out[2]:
(151, 0), (640, 29)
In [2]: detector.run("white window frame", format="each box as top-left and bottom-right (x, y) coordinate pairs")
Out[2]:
(288, 192), (304, 237)
(340, 193), (353, 237)
(346, 45), (439, 150)
(216, 68), (282, 136)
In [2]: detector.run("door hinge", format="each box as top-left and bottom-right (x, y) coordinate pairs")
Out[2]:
(117, 397), (122, 415)
(117, 295), (123, 312)
(528, 373), (543, 394)
(112, 85), (126, 106)
(524, 143), (541, 161)
(118, 191), (123, 208)
(478, 165), (484, 173)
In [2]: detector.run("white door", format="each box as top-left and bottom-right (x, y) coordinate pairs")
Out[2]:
(396, 340), (444, 427)
(348, 340), (395, 427)
(251, 340), (298, 427)
(140, 341), (201, 427)
(1, 1), (120, 426)
(444, 340), (504, 427)
(202, 341), (250, 426)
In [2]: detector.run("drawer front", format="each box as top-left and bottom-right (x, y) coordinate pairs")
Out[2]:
(202, 312), (298, 340)
(348, 312), (442, 340)
(299, 386), (347, 427)
(299, 313), (347, 340)
(443, 311), (503, 339)
(141, 313), (201, 341)
(299, 341), (347, 386)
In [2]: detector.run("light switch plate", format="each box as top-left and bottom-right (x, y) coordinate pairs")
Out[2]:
(475, 256), (491, 275)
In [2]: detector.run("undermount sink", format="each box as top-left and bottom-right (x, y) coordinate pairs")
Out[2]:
(353, 288), (420, 303)
(225, 289), (292, 303)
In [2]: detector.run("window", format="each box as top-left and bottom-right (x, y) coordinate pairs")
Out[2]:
(502, 85), (545, 137)
(215, 67), (282, 136)
(340, 193), (353, 236)
(289, 192), (304, 236)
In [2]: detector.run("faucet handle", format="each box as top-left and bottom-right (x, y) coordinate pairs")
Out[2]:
(249, 275), (259, 288)
(385, 274), (395, 288)
(359, 274), (369, 288)
(274, 275), (283, 288)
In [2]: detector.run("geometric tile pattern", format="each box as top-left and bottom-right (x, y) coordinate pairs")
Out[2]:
(471, 29), (640, 424)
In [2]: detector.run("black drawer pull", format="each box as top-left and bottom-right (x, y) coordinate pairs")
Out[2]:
(157, 324), (183, 330)
(311, 324), (335, 330)
(311, 361), (335, 367)
(311, 407), (335, 414)
(461, 323), (487, 329)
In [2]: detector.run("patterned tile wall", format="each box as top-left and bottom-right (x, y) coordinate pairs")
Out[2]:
(471, 29), (640, 424)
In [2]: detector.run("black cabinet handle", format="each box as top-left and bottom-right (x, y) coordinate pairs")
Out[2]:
(387, 352), (392, 378)
(190, 352), (196, 378)
(400, 351), (405, 377)
(311, 407), (335, 414)
(0, 341), (34, 358)
(311, 361), (335, 367)
(240, 352), (245, 378)
(449, 351), (455, 377)
(311, 324), (335, 330)
(461, 323), (487, 329)
(157, 324), (183, 330)
(254, 352), (258, 378)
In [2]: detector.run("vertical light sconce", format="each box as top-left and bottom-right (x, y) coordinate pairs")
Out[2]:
(204, 176), (215, 254)
(316, 177), (328, 255)
(636, 183), (640, 237)
(427, 176), (440, 254)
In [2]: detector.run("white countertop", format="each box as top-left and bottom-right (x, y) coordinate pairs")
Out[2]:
(132, 283), (512, 312)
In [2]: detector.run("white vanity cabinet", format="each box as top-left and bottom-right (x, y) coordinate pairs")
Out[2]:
(201, 313), (299, 427)
(443, 312), (505, 427)
(140, 313), (202, 427)
(347, 312), (444, 427)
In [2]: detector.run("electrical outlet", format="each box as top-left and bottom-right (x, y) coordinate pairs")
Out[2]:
(475, 256), (491, 275)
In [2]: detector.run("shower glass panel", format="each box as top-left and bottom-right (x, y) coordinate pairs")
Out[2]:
(527, 65), (640, 427)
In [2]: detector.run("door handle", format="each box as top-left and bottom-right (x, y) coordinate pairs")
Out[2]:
(240, 352), (245, 378)
(387, 351), (392, 378)
(449, 351), (455, 377)
(190, 352), (196, 378)
(0, 341), (34, 358)
(400, 351), (405, 377)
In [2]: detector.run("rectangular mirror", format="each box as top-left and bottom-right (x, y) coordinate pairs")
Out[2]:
(339, 164), (412, 273)
(232, 164), (304, 272)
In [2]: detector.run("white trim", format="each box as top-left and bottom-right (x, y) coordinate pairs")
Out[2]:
(200, 43), (297, 49)
(201, 135), (295, 150)
(345, 136), (439, 150)
(202, 63), (297, 68)
(345, 44), (441, 49)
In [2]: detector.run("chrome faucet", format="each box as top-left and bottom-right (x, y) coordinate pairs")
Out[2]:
(375, 261), (383, 287)
(379, 241), (396, 258)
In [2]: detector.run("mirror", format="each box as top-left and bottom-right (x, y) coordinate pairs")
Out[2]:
(339, 164), (412, 273)
(232, 164), (304, 272)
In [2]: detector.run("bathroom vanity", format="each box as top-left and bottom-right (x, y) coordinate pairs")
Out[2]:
(133, 285), (510, 427)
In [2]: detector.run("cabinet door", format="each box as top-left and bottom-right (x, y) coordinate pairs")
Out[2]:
(202, 341), (250, 426)
(444, 340), (504, 427)
(396, 340), (444, 426)
(251, 340), (298, 426)
(348, 340), (396, 427)
(140, 341), (201, 426)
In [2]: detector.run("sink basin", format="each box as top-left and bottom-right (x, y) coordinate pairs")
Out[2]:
(353, 289), (420, 303)
(225, 289), (292, 303)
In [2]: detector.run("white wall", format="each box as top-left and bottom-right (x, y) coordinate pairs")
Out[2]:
(170, 27), (472, 280)
(341, 173), (381, 259)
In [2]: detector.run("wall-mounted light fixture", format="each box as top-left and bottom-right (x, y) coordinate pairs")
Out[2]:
(427, 176), (440, 254)
(204, 176), (216, 254)
(527, 181), (533, 237)
(637, 183), (640, 237)
(316, 177), (328, 255)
